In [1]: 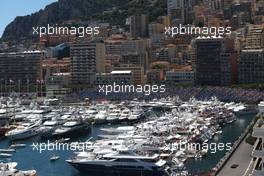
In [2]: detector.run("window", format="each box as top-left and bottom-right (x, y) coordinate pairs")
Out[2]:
(114, 158), (137, 162)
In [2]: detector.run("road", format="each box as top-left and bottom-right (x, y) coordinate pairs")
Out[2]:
(217, 140), (253, 176)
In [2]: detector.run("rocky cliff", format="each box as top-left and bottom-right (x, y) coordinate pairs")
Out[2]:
(2, 0), (166, 41)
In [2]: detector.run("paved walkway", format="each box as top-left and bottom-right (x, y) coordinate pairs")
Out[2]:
(217, 140), (253, 176)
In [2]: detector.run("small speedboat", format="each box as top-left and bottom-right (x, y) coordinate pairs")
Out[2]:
(57, 138), (70, 143)
(0, 148), (15, 153)
(50, 155), (60, 161)
(0, 153), (12, 158)
(5, 120), (41, 140)
(52, 121), (89, 137)
(10, 143), (26, 149)
(216, 130), (222, 134)
(195, 154), (202, 160)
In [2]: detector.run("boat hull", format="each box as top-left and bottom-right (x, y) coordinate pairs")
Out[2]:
(52, 125), (90, 138)
(94, 118), (106, 125)
(68, 162), (165, 176)
(39, 128), (56, 139)
(6, 129), (38, 140)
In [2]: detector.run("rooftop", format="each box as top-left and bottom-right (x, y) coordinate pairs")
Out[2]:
(241, 49), (264, 52)
(111, 70), (132, 74)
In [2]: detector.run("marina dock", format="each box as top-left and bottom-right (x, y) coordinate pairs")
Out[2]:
(0, 95), (258, 176)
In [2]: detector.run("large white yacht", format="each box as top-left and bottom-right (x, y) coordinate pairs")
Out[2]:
(5, 120), (41, 140)
(119, 108), (131, 122)
(38, 120), (62, 138)
(94, 110), (107, 124)
(100, 126), (135, 134)
(52, 120), (89, 137)
(128, 107), (144, 122)
(67, 150), (167, 176)
(106, 109), (121, 123)
(0, 162), (37, 176)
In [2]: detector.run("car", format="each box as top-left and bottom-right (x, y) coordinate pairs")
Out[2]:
(230, 164), (239, 169)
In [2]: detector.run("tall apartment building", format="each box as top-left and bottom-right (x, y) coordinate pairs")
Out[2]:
(130, 14), (149, 38)
(238, 49), (264, 84)
(70, 41), (105, 85)
(42, 57), (71, 79)
(245, 25), (264, 49)
(149, 23), (165, 47)
(194, 37), (232, 86)
(146, 69), (164, 84)
(46, 75), (71, 98)
(105, 36), (123, 56)
(105, 36), (147, 56)
(167, 0), (192, 25)
(114, 64), (144, 85)
(166, 70), (194, 85)
(94, 71), (134, 86)
(167, 0), (186, 15)
(0, 51), (44, 84)
(206, 0), (223, 10)
(223, 0), (233, 8)
(122, 39), (147, 55)
(230, 1), (252, 28)
(105, 38), (149, 74)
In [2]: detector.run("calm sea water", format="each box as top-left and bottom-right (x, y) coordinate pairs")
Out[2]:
(0, 114), (255, 176)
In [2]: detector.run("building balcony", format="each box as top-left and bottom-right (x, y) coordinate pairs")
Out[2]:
(251, 158), (264, 176)
(259, 101), (264, 114)
(252, 118), (264, 138)
(252, 138), (264, 158)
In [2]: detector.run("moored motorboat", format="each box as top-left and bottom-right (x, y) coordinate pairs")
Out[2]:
(5, 120), (41, 140)
(67, 150), (167, 176)
(94, 111), (107, 124)
(38, 120), (62, 138)
(50, 155), (60, 161)
(52, 120), (90, 137)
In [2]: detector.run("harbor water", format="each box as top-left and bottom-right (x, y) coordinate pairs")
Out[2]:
(0, 112), (256, 176)
(185, 114), (255, 174)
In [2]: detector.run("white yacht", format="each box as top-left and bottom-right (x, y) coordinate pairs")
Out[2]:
(67, 150), (167, 176)
(38, 120), (61, 138)
(0, 109), (10, 126)
(128, 107), (144, 122)
(5, 120), (41, 140)
(106, 111), (120, 123)
(119, 109), (131, 122)
(52, 120), (89, 137)
(101, 126), (135, 134)
(94, 110), (107, 124)
(0, 162), (37, 176)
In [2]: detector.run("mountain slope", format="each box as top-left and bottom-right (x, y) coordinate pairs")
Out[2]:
(2, 0), (166, 41)
(2, 0), (127, 40)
